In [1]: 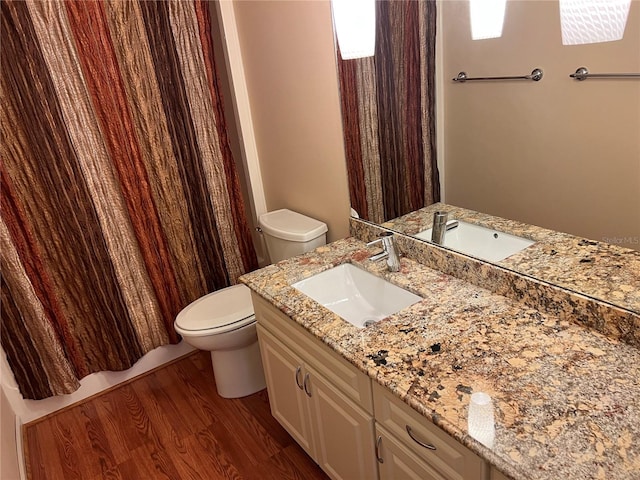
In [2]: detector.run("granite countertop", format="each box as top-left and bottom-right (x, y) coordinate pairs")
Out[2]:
(382, 203), (640, 315)
(240, 237), (640, 480)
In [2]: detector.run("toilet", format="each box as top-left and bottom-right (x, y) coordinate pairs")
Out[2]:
(174, 209), (328, 398)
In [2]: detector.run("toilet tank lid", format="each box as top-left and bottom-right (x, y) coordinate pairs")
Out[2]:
(259, 209), (328, 242)
(175, 284), (254, 331)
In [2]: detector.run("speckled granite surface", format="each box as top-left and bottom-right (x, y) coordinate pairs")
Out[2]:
(382, 203), (640, 315)
(240, 238), (640, 480)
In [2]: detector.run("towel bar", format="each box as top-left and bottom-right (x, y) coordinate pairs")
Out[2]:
(453, 68), (543, 83)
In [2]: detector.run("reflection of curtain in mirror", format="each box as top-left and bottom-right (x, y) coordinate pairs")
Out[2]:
(0, 0), (258, 399)
(337, 0), (439, 223)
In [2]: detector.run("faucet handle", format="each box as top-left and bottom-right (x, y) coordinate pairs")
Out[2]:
(366, 232), (400, 272)
(366, 237), (383, 247)
(366, 231), (394, 247)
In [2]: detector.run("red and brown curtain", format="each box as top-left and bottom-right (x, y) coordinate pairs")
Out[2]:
(337, 0), (440, 223)
(0, 0), (258, 400)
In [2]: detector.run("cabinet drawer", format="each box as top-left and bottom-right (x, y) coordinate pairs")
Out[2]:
(373, 382), (488, 480)
(252, 292), (373, 414)
(376, 424), (447, 480)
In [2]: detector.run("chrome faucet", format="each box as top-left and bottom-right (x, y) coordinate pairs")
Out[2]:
(431, 211), (449, 245)
(367, 231), (400, 272)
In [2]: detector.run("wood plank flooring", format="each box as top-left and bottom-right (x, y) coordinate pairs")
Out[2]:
(24, 351), (329, 480)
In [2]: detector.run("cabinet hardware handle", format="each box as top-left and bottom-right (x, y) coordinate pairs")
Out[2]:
(295, 366), (303, 390)
(375, 435), (384, 463)
(303, 373), (312, 397)
(405, 425), (436, 450)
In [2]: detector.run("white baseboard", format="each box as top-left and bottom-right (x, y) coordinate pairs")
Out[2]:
(2, 342), (195, 426)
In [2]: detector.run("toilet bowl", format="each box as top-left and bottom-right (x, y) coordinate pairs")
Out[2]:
(174, 284), (264, 398)
(175, 209), (328, 399)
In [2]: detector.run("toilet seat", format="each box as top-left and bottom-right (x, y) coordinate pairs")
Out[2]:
(174, 284), (255, 336)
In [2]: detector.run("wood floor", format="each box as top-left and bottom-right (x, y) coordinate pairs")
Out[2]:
(24, 351), (329, 480)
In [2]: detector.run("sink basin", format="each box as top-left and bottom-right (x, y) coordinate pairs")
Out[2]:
(415, 220), (535, 262)
(292, 264), (421, 328)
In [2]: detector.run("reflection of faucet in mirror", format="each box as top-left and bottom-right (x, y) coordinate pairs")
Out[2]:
(431, 211), (449, 245)
(367, 231), (400, 272)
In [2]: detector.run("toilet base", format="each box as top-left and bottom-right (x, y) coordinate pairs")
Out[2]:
(210, 340), (266, 398)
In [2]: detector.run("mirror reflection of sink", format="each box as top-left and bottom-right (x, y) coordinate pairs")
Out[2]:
(292, 264), (421, 328)
(415, 220), (535, 262)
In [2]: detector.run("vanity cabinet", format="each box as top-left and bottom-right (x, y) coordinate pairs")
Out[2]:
(253, 292), (489, 480)
(253, 293), (378, 480)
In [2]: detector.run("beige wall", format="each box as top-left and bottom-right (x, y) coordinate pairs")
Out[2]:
(232, 0), (350, 243)
(442, 1), (640, 249)
(210, 2), (268, 262)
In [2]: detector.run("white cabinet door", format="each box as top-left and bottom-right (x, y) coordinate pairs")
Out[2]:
(257, 325), (316, 458)
(306, 364), (378, 480)
(376, 426), (447, 480)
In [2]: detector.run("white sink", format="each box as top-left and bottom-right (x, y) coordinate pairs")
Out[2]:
(292, 264), (421, 328)
(415, 220), (535, 262)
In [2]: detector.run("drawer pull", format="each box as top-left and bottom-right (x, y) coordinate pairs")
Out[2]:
(295, 366), (303, 390)
(303, 373), (312, 397)
(375, 435), (384, 463)
(406, 425), (436, 451)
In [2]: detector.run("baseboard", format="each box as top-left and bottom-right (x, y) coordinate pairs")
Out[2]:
(4, 342), (195, 426)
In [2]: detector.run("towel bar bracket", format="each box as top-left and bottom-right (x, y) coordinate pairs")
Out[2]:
(569, 67), (640, 81)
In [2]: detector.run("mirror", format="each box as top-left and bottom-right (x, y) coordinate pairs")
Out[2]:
(379, 202), (640, 316)
(337, 0), (640, 315)
(336, 0), (440, 224)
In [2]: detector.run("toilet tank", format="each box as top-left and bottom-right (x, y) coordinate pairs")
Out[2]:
(259, 209), (328, 263)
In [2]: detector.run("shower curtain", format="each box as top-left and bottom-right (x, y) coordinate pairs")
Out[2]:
(337, 0), (440, 223)
(0, 0), (258, 400)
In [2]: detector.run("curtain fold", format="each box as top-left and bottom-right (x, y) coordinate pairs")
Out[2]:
(0, 0), (258, 400)
(337, 0), (440, 223)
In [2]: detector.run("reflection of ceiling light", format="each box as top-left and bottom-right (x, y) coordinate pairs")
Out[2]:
(560, 0), (631, 45)
(469, 0), (507, 40)
(331, 0), (376, 59)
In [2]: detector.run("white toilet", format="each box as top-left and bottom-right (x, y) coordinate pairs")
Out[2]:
(174, 209), (328, 398)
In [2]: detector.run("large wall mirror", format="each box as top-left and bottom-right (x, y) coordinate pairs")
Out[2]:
(336, 0), (640, 315)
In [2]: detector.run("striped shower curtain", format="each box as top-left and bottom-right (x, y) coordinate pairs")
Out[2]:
(337, 0), (440, 223)
(0, 0), (258, 400)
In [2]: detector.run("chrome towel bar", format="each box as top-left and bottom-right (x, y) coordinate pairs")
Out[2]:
(453, 68), (543, 83)
(570, 67), (640, 81)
